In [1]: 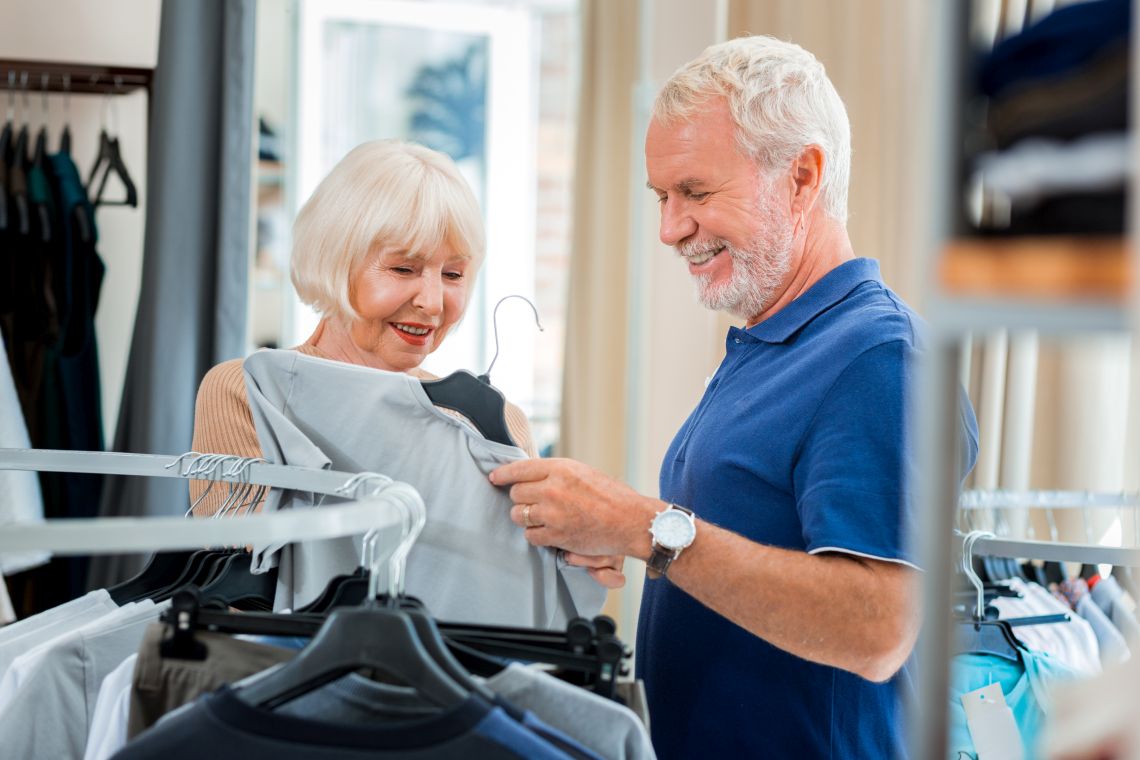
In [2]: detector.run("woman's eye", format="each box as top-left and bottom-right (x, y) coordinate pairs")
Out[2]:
(444, 271), (464, 281)
(391, 266), (415, 275)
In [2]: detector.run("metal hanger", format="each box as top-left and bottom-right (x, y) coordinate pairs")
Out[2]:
(419, 294), (542, 447)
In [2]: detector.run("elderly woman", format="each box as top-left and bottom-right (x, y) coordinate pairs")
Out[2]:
(191, 139), (535, 509)
(190, 140), (618, 624)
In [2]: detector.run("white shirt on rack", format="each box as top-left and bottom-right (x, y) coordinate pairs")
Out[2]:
(992, 578), (1101, 676)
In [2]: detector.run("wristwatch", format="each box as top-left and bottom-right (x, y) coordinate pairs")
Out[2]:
(646, 505), (696, 580)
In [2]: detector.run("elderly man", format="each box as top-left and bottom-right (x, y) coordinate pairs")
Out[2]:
(492, 36), (977, 758)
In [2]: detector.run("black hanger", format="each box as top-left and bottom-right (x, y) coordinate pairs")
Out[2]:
(954, 619), (1024, 664)
(1079, 563), (1100, 581)
(421, 370), (513, 446)
(88, 131), (138, 208)
(107, 550), (199, 605)
(59, 74), (71, 155)
(233, 604), (469, 710)
(196, 551), (278, 611)
(294, 566), (369, 614)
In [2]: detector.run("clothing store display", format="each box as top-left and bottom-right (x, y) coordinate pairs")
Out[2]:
(992, 579), (1101, 676)
(127, 622), (295, 737)
(0, 601), (163, 760)
(85, 654), (136, 760)
(1090, 575), (1140, 643)
(0, 589), (120, 675)
(978, 0), (1129, 99)
(0, 330), (49, 576)
(278, 673), (605, 760)
(985, 43), (1127, 148)
(948, 649), (1080, 760)
(973, 134), (1128, 209)
(486, 663), (654, 760)
(639, 259), (979, 759)
(241, 349), (604, 626)
(1074, 595), (1130, 667)
(2, 138), (106, 613)
(973, 0), (1130, 236)
(112, 687), (574, 760)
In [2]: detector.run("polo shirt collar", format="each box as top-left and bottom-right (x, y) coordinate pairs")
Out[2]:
(733, 258), (883, 345)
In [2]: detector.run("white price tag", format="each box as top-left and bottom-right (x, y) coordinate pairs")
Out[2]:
(961, 683), (1024, 760)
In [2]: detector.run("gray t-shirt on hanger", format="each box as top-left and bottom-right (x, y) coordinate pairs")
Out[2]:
(243, 350), (604, 628)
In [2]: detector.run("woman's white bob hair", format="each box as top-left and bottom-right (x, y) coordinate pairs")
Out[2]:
(290, 139), (486, 321)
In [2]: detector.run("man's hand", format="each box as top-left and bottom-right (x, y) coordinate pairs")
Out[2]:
(563, 551), (627, 589)
(490, 457), (660, 564)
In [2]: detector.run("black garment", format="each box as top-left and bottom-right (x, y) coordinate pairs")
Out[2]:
(983, 190), (1126, 237)
(112, 688), (562, 760)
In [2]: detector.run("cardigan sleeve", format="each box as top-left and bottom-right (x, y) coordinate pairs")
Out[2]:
(189, 359), (264, 517)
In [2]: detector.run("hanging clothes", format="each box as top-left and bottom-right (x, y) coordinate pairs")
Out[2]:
(0, 330), (48, 577)
(242, 349), (605, 626)
(3, 141), (107, 614)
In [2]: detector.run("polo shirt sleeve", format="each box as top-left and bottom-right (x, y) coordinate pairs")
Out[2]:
(792, 339), (920, 569)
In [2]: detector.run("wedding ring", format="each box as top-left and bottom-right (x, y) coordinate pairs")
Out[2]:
(523, 504), (535, 528)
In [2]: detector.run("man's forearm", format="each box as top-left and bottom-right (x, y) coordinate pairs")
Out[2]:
(644, 519), (920, 682)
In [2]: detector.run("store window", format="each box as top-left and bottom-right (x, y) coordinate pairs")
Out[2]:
(252, 0), (579, 454)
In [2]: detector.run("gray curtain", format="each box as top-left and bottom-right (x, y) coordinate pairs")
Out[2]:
(88, 0), (255, 587)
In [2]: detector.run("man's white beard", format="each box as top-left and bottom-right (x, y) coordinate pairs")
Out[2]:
(677, 192), (794, 321)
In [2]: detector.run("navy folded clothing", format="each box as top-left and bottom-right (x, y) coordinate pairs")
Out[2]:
(979, 0), (1129, 99)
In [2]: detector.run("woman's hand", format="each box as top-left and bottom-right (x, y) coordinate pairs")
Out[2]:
(562, 552), (626, 589)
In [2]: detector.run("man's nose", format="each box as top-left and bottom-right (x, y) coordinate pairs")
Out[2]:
(658, 199), (697, 246)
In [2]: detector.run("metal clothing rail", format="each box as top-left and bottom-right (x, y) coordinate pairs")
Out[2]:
(960, 490), (1140, 510)
(0, 449), (415, 556)
(971, 536), (1140, 567)
(0, 449), (361, 495)
(0, 59), (153, 96)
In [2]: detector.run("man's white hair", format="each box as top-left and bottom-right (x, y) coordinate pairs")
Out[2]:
(653, 35), (851, 223)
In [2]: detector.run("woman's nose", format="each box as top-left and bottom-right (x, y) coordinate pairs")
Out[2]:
(412, 275), (444, 316)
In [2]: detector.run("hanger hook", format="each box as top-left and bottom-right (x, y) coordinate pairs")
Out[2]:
(482, 294), (544, 382)
(40, 73), (48, 114)
(962, 530), (995, 621)
(389, 492), (427, 599)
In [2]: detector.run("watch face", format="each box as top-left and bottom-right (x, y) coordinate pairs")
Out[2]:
(652, 509), (696, 550)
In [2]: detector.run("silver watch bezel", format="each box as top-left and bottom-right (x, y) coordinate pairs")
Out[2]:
(650, 505), (696, 552)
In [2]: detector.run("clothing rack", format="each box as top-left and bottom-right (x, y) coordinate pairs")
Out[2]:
(0, 59), (153, 96)
(960, 490), (1140, 510)
(970, 536), (1140, 567)
(0, 449), (412, 556)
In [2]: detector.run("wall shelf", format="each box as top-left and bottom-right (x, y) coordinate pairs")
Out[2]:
(940, 237), (1130, 301)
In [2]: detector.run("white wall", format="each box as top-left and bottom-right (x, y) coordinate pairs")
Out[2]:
(0, 1), (160, 442)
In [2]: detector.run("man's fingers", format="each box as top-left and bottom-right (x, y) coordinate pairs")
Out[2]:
(587, 567), (627, 589)
(508, 482), (544, 506)
(562, 552), (624, 571)
(490, 458), (556, 486)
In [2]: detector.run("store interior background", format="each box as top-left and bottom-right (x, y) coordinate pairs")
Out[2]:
(3, 0), (1138, 636)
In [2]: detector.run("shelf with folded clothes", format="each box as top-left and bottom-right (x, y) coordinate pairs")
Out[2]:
(959, 0), (1130, 242)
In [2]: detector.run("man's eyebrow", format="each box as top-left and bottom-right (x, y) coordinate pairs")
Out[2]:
(645, 178), (707, 192)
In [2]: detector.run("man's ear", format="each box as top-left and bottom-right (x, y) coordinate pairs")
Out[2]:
(790, 144), (825, 222)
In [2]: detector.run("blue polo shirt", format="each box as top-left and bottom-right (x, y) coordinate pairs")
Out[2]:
(636, 258), (978, 759)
